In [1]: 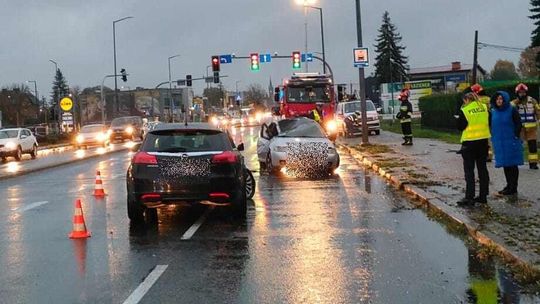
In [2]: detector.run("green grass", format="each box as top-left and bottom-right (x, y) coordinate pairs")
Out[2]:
(381, 119), (461, 144)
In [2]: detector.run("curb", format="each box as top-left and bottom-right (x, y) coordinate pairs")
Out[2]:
(339, 143), (540, 273)
(0, 147), (129, 181)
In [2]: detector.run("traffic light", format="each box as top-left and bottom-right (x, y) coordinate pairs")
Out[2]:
(186, 75), (192, 87)
(211, 56), (220, 72)
(120, 68), (127, 82)
(213, 71), (220, 84)
(250, 53), (260, 71)
(337, 85), (346, 102)
(292, 51), (301, 70)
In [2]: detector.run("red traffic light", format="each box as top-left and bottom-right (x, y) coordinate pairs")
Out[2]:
(211, 55), (220, 72)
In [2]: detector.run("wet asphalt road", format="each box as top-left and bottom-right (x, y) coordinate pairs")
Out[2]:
(0, 126), (538, 303)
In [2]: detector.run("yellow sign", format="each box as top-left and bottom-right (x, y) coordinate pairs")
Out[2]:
(60, 97), (73, 112)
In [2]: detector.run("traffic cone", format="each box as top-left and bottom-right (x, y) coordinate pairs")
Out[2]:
(93, 170), (106, 197)
(69, 199), (91, 239)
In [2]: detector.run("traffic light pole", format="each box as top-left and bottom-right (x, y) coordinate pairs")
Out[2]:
(101, 73), (129, 126)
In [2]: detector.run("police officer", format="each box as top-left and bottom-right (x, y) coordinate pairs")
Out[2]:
(512, 83), (540, 170)
(395, 89), (413, 145)
(457, 93), (491, 206)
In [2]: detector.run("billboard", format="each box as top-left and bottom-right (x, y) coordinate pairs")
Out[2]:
(380, 80), (433, 114)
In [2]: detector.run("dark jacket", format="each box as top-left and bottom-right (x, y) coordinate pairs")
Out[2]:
(490, 91), (523, 168)
(396, 100), (412, 120)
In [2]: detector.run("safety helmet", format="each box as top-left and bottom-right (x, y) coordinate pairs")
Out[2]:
(470, 84), (484, 94)
(515, 83), (528, 93)
(401, 88), (410, 97)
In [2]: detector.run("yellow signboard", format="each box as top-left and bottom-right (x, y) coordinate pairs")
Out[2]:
(60, 97), (73, 112)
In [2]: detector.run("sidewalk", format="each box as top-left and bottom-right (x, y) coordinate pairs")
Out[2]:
(339, 131), (540, 272)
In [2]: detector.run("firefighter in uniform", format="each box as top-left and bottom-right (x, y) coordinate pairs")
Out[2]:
(457, 93), (491, 205)
(512, 83), (540, 170)
(308, 102), (324, 124)
(471, 84), (493, 162)
(395, 89), (413, 145)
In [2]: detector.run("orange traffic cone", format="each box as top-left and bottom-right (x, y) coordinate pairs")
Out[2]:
(69, 199), (91, 239)
(93, 170), (106, 197)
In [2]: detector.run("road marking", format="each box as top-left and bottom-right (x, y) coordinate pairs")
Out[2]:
(122, 265), (168, 304)
(12, 201), (49, 212)
(181, 206), (214, 240)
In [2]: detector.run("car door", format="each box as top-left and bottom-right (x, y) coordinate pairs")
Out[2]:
(18, 130), (27, 151)
(257, 123), (271, 163)
(23, 130), (32, 151)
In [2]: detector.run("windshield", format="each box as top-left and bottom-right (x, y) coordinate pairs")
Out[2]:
(112, 117), (139, 127)
(142, 130), (232, 153)
(278, 120), (326, 138)
(287, 85), (330, 103)
(344, 101), (375, 113)
(81, 125), (105, 133)
(0, 130), (19, 139)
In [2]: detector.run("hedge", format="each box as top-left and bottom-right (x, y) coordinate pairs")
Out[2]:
(419, 80), (540, 130)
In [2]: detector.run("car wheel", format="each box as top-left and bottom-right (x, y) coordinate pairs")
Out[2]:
(1, 157), (6, 163)
(375, 130), (381, 135)
(266, 152), (277, 175)
(245, 168), (256, 199)
(127, 195), (145, 224)
(231, 188), (247, 219)
(30, 145), (37, 159)
(14, 146), (22, 161)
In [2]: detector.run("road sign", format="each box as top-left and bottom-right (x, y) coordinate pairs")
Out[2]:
(301, 53), (313, 62)
(260, 54), (272, 63)
(220, 55), (232, 64)
(353, 48), (369, 68)
(60, 97), (73, 112)
(177, 80), (186, 86)
(62, 112), (73, 123)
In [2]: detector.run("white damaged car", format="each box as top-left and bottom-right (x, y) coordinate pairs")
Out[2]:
(257, 117), (340, 176)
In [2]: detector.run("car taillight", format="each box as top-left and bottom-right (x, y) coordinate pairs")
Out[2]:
(211, 151), (237, 164)
(132, 152), (157, 165)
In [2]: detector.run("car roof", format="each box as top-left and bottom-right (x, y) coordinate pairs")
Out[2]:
(152, 123), (222, 132)
(82, 124), (105, 127)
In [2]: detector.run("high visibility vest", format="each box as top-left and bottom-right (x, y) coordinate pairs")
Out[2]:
(312, 110), (322, 123)
(513, 97), (539, 128)
(461, 101), (491, 143)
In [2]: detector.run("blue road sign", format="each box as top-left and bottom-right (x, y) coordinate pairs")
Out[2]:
(353, 48), (369, 68)
(301, 53), (313, 62)
(220, 54), (233, 64)
(260, 54), (272, 63)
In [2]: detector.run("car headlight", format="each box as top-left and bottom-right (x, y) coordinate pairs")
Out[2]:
(274, 145), (288, 153)
(222, 119), (229, 125)
(210, 117), (219, 126)
(76, 135), (84, 144)
(326, 120), (338, 133)
(107, 129), (112, 136)
(5, 142), (16, 150)
(125, 126), (134, 134)
(97, 133), (107, 142)
(255, 112), (263, 122)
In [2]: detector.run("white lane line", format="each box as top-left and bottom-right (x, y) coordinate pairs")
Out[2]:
(181, 206), (214, 240)
(122, 265), (168, 304)
(12, 201), (49, 212)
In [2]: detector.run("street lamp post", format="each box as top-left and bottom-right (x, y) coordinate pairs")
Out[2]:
(168, 54), (180, 123)
(302, 5), (326, 74)
(113, 16), (134, 116)
(49, 59), (59, 131)
(235, 81), (241, 107)
(355, 0), (369, 144)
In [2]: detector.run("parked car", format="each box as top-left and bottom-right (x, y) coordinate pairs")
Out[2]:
(335, 100), (381, 136)
(257, 117), (340, 175)
(110, 116), (144, 142)
(126, 123), (248, 223)
(0, 128), (38, 162)
(74, 124), (111, 149)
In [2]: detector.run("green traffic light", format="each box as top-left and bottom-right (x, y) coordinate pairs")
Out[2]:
(251, 64), (260, 71)
(293, 62), (301, 69)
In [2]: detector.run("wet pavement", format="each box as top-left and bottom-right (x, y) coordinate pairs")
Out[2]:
(0, 126), (539, 303)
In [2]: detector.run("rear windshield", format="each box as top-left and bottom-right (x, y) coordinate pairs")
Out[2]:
(111, 117), (139, 127)
(81, 125), (104, 133)
(0, 130), (19, 139)
(142, 130), (232, 153)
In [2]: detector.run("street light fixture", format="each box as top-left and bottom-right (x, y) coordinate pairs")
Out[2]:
(113, 16), (134, 115)
(235, 81), (241, 106)
(168, 54), (181, 123)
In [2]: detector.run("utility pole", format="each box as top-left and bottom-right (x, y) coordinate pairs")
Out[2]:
(355, 0), (369, 144)
(472, 30), (479, 85)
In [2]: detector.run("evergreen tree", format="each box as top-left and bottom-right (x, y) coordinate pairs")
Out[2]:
(373, 11), (409, 85)
(51, 69), (69, 106)
(530, 0), (540, 68)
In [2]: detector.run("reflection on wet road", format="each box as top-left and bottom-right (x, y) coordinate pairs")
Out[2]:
(0, 126), (537, 303)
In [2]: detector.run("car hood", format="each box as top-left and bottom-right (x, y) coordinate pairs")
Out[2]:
(270, 136), (335, 148)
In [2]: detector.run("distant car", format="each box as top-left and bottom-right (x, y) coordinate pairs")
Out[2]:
(0, 128), (38, 162)
(257, 117), (340, 175)
(335, 100), (381, 136)
(75, 124), (111, 149)
(110, 116), (144, 142)
(126, 123), (248, 222)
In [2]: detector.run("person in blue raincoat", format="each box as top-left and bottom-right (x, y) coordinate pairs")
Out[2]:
(490, 91), (523, 196)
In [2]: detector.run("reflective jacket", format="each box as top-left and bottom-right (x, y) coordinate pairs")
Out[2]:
(461, 101), (491, 143)
(512, 96), (540, 128)
(396, 100), (413, 123)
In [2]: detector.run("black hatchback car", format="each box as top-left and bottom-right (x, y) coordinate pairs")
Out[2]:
(126, 123), (247, 222)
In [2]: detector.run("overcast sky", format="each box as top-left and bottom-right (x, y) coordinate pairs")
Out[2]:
(0, 0), (533, 98)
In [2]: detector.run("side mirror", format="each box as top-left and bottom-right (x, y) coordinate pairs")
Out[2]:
(376, 107), (382, 113)
(130, 143), (142, 152)
(237, 143), (245, 151)
(20, 135), (28, 139)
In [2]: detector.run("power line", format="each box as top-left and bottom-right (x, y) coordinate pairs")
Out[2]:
(478, 42), (526, 53)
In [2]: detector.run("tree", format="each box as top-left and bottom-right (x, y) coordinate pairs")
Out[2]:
(373, 11), (409, 85)
(490, 60), (520, 81)
(243, 83), (268, 110)
(530, 0), (540, 68)
(519, 47), (540, 78)
(51, 69), (69, 106)
(203, 87), (225, 109)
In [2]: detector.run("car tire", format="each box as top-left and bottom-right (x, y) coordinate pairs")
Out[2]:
(1, 157), (6, 163)
(231, 187), (247, 219)
(245, 168), (256, 199)
(266, 152), (278, 175)
(375, 130), (381, 135)
(14, 146), (22, 161)
(30, 145), (37, 159)
(127, 195), (145, 224)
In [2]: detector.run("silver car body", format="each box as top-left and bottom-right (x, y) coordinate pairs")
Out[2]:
(335, 100), (380, 135)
